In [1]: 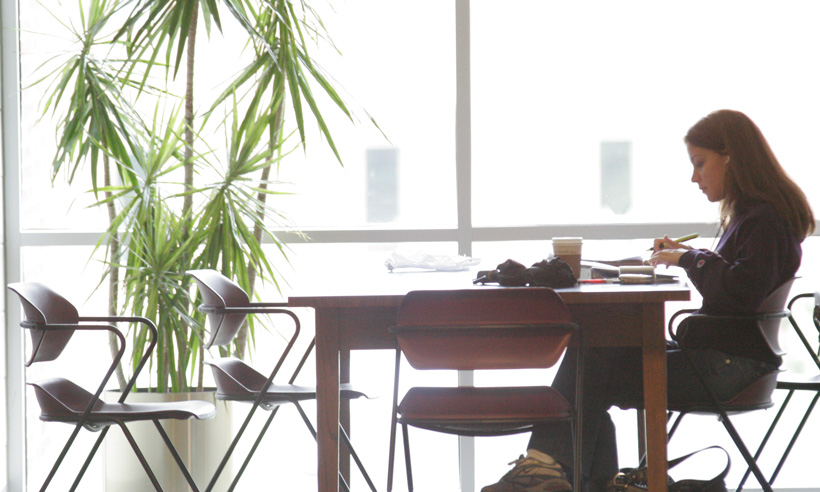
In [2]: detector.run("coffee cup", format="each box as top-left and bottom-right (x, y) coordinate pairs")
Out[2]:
(552, 237), (583, 278)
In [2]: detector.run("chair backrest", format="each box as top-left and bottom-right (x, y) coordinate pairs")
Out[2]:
(393, 288), (576, 371)
(187, 270), (251, 349)
(8, 282), (79, 366)
(755, 277), (797, 359)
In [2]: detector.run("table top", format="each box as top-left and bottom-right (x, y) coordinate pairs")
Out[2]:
(288, 269), (691, 308)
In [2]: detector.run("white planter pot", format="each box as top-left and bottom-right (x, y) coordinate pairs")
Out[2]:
(103, 389), (233, 492)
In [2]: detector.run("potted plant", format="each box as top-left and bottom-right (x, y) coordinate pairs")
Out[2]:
(35, 0), (368, 488)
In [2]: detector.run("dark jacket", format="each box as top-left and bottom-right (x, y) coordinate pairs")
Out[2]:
(677, 202), (802, 363)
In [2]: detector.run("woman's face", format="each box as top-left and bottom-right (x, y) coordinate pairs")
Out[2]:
(687, 143), (729, 202)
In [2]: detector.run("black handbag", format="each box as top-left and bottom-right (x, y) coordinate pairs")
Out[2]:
(473, 257), (577, 288)
(608, 446), (729, 492)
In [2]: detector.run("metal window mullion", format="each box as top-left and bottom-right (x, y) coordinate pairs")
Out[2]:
(3, 0), (26, 489)
(455, 3), (476, 492)
(455, 0), (472, 258)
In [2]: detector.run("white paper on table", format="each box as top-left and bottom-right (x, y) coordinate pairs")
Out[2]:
(385, 250), (480, 272)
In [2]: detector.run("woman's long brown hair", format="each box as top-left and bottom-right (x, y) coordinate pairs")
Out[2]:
(685, 109), (815, 238)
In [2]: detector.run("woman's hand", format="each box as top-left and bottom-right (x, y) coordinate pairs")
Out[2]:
(647, 248), (688, 267)
(652, 235), (693, 252)
(647, 235), (692, 267)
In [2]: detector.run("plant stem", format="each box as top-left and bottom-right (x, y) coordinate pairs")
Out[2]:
(104, 153), (127, 391)
(185, 0), (202, 392)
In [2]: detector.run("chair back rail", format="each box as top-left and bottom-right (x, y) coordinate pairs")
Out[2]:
(393, 288), (576, 371)
(9, 282), (79, 365)
(757, 278), (798, 357)
(671, 278), (796, 362)
(187, 269), (252, 349)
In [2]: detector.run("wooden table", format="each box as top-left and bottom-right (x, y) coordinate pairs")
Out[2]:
(288, 271), (690, 492)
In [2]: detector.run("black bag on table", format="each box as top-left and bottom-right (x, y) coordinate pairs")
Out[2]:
(474, 257), (577, 288)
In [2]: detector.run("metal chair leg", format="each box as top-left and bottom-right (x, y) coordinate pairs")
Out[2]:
(118, 423), (165, 492)
(154, 420), (202, 492)
(69, 427), (110, 492)
(737, 390), (820, 491)
(205, 401), (271, 492)
(339, 424), (378, 492)
(40, 423), (84, 492)
(227, 409), (280, 492)
(715, 406), (773, 492)
(769, 393), (820, 484)
(402, 423), (414, 492)
(387, 349), (402, 492)
(292, 402), (355, 492)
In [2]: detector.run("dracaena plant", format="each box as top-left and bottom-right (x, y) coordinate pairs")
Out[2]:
(36, 0), (368, 392)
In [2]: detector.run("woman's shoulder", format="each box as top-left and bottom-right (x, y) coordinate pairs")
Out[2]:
(734, 201), (784, 224)
(728, 201), (792, 240)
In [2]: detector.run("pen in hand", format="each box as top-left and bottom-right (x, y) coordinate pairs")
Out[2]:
(647, 233), (699, 251)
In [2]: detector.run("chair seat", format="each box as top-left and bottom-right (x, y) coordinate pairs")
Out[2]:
(207, 357), (369, 403)
(398, 386), (572, 425)
(668, 370), (779, 414)
(29, 378), (216, 424)
(214, 383), (367, 402)
(617, 371), (781, 413)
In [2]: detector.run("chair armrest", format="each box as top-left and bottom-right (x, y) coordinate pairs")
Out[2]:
(668, 308), (698, 340)
(786, 293), (820, 371)
(80, 315), (159, 400)
(28, 320), (126, 416)
(668, 309), (789, 341)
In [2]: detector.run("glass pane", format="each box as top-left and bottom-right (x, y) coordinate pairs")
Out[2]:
(19, 2), (457, 233)
(471, 0), (820, 227)
(274, 1), (457, 229)
(18, 3), (109, 231)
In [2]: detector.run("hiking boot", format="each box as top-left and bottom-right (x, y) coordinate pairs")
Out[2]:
(481, 449), (573, 492)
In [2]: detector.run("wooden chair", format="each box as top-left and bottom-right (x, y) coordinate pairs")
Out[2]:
(186, 269), (376, 492)
(663, 278), (796, 492)
(8, 282), (215, 492)
(386, 287), (582, 492)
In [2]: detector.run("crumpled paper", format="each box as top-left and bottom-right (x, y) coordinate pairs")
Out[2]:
(385, 250), (480, 272)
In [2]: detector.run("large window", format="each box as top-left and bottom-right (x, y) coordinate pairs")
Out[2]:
(471, 1), (820, 228)
(7, 1), (820, 491)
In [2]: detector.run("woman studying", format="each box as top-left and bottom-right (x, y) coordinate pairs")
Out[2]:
(481, 109), (815, 492)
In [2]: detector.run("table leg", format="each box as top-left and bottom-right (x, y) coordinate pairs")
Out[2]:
(316, 309), (341, 492)
(642, 304), (668, 492)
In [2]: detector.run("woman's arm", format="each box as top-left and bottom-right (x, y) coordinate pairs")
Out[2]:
(678, 206), (797, 313)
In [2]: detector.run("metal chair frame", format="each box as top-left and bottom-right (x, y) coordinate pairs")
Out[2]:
(9, 282), (215, 492)
(187, 270), (376, 492)
(386, 287), (583, 492)
(663, 278), (796, 492)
